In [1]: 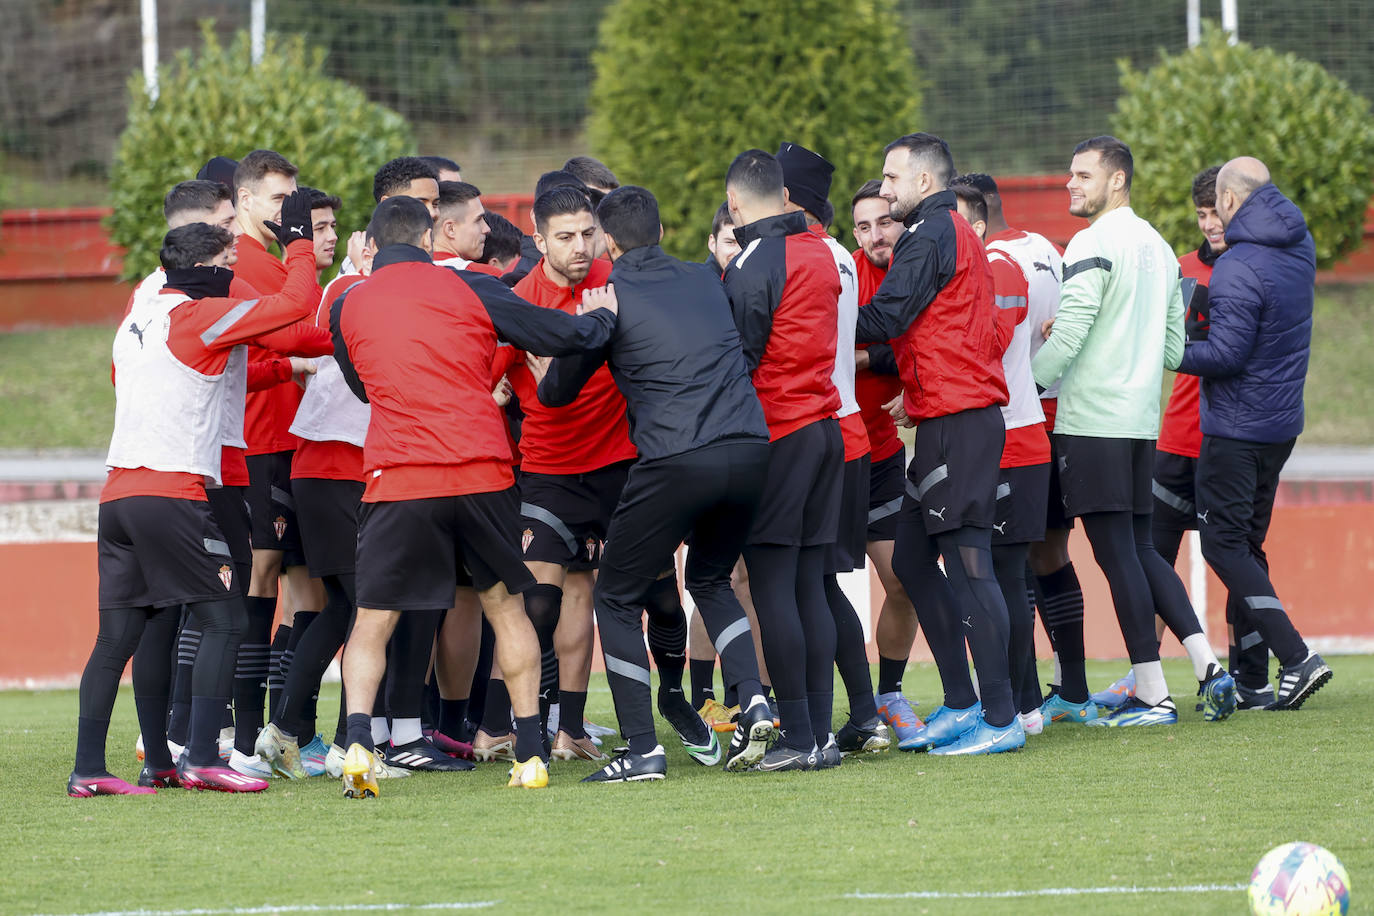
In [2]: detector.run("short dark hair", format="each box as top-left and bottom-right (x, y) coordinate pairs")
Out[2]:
(160, 223), (234, 269)
(562, 156), (619, 191)
(884, 133), (955, 189)
(725, 149), (784, 200)
(480, 211), (523, 264)
(1073, 135), (1133, 191)
(1191, 165), (1222, 208)
(373, 156), (440, 203)
(299, 185), (342, 212)
(710, 201), (733, 238)
(164, 180), (231, 224)
(596, 186), (659, 252)
(366, 196), (433, 249)
(850, 179), (884, 212)
(533, 186), (595, 235)
(955, 173), (999, 197)
(534, 170), (597, 206)
(419, 155), (461, 176)
(950, 183), (988, 225)
(437, 181), (482, 219)
(233, 149), (298, 196)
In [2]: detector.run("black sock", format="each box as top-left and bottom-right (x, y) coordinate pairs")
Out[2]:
(513, 714), (543, 762)
(808, 690), (833, 745)
(345, 712), (372, 750)
(1036, 562), (1087, 703)
(233, 596), (274, 754)
(75, 716), (111, 775)
(645, 577), (687, 693)
(480, 679), (512, 736)
(167, 622), (200, 746)
(188, 695), (229, 766)
(439, 698), (469, 739)
(266, 616), (291, 717)
(423, 676), (440, 733)
(725, 683), (741, 708)
(826, 574), (877, 722)
(134, 695), (174, 770)
(689, 658), (716, 708)
(288, 610), (321, 735)
(877, 656), (906, 695)
(777, 698), (814, 751)
(559, 689), (587, 738)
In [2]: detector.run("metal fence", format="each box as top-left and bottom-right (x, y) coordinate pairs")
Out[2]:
(0, 0), (1369, 204)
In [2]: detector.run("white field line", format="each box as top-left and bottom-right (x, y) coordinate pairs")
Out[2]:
(845, 883), (1245, 900)
(34, 903), (498, 916)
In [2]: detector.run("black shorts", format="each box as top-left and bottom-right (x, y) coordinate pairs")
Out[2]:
(866, 448), (905, 542)
(293, 477), (364, 577)
(748, 418), (844, 547)
(517, 460), (632, 571)
(205, 485), (251, 568)
(1045, 433), (1074, 531)
(1054, 435), (1153, 518)
(899, 405), (1004, 535)
(356, 488), (536, 611)
(98, 495), (239, 608)
(1152, 450), (1198, 532)
(827, 455), (871, 573)
(992, 463), (1050, 546)
(245, 451), (301, 557)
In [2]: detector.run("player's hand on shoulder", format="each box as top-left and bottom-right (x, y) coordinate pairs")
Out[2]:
(580, 283), (617, 317)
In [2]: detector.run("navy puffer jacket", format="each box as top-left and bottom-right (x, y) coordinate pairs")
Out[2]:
(1177, 183), (1314, 443)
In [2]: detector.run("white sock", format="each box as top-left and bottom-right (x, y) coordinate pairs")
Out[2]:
(1181, 633), (1220, 681)
(1132, 660), (1169, 705)
(1051, 651), (1063, 687)
(747, 694), (769, 711)
(370, 716), (391, 746)
(390, 717), (423, 746)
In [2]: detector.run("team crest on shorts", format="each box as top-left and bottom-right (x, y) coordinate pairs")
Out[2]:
(218, 565), (233, 590)
(273, 515), (287, 541)
(586, 537), (597, 561)
(521, 528), (534, 553)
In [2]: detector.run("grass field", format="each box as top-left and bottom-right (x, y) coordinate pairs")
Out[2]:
(4, 657), (1369, 916)
(3, 284), (1373, 450)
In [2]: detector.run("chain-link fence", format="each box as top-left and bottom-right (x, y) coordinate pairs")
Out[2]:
(0, 0), (1369, 205)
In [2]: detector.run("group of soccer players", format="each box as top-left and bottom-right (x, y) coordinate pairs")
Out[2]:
(67, 127), (1333, 799)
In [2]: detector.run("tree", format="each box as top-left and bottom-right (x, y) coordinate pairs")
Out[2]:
(587, 0), (921, 259)
(1113, 23), (1374, 267)
(108, 25), (414, 281)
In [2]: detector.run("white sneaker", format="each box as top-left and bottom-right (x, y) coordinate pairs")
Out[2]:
(228, 748), (275, 778)
(325, 743), (409, 779)
(1019, 709), (1045, 736)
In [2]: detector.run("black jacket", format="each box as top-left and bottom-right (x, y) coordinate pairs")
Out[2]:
(538, 244), (768, 460)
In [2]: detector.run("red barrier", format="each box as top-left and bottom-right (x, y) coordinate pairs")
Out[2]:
(2, 184), (1372, 331)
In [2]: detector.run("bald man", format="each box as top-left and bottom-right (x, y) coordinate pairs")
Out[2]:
(1176, 156), (1330, 710)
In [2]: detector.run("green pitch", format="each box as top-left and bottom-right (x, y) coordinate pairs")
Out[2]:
(4, 657), (1369, 916)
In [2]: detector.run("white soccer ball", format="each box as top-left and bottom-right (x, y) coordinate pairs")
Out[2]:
(1248, 841), (1351, 916)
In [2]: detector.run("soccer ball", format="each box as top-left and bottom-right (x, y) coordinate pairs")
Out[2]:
(1248, 841), (1350, 916)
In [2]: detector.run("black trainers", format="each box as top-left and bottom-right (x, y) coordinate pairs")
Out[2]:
(1269, 653), (1332, 710)
(724, 698), (774, 772)
(658, 687), (720, 765)
(383, 738), (476, 771)
(581, 745), (667, 783)
(137, 765), (180, 788)
(814, 736), (842, 770)
(755, 743), (817, 772)
(835, 716), (891, 755)
(1237, 682), (1276, 710)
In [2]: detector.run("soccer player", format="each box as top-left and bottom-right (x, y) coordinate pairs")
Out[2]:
(723, 149), (843, 771)
(432, 181), (493, 269)
(562, 155), (619, 197)
(1030, 136), (1235, 726)
(305, 187), (341, 281)
(479, 212), (525, 275)
(69, 194), (318, 796)
(331, 196), (619, 797)
(853, 133), (1021, 756)
(849, 179), (924, 746)
(1177, 157), (1330, 710)
(420, 155), (462, 182)
(776, 142), (888, 760)
(950, 178), (1051, 734)
(538, 185), (775, 781)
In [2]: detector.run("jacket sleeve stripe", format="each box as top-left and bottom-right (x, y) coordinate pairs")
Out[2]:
(1062, 257), (1112, 282)
(200, 299), (259, 345)
(994, 294), (1028, 310)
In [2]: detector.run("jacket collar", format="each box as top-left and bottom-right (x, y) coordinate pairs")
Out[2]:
(611, 244), (670, 275)
(373, 243), (432, 271)
(1198, 240), (1221, 267)
(904, 189), (956, 228)
(732, 210), (809, 247)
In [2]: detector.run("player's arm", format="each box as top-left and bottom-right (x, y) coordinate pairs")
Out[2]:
(329, 284), (367, 403)
(862, 342), (899, 375)
(252, 319), (332, 357)
(247, 357), (293, 391)
(1031, 235), (1108, 389)
(537, 348), (608, 408)
(854, 228), (948, 344)
(1177, 260), (1261, 379)
(722, 245), (781, 372)
(1161, 266), (1186, 371)
(460, 271), (616, 356)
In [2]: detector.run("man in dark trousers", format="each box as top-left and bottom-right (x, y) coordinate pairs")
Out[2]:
(1177, 156), (1331, 710)
(539, 186), (776, 781)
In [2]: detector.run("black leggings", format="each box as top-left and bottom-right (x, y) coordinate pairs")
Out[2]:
(824, 574), (877, 723)
(993, 543), (1037, 715)
(384, 608), (442, 719)
(276, 573), (355, 740)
